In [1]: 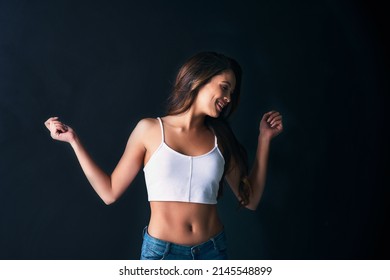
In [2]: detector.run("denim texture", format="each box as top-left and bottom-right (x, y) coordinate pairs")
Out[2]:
(140, 226), (228, 260)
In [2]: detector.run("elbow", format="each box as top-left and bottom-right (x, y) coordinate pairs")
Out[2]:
(239, 196), (258, 211)
(102, 195), (116, 205)
(102, 183), (116, 205)
(245, 187), (264, 211)
(245, 203), (258, 211)
(104, 199), (115, 205)
(245, 199), (260, 211)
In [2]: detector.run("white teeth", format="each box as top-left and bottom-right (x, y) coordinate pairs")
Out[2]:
(216, 99), (226, 112)
(217, 101), (225, 112)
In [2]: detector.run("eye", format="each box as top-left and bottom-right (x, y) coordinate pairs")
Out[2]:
(221, 85), (229, 91)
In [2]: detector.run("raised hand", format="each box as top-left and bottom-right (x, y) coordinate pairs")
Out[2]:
(259, 110), (283, 140)
(44, 117), (77, 143)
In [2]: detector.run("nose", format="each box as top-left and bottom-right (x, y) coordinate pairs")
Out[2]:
(223, 96), (230, 103)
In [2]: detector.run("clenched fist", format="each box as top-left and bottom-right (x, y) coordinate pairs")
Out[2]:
(44, 117), (77, 144)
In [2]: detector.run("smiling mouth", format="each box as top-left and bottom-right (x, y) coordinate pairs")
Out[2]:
(216, 100), (226, 112)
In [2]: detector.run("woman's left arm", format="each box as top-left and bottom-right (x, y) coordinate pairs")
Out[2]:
(226, 110), (283, 210)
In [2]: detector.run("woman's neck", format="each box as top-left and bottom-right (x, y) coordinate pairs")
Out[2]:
(166, 109), (206, 131)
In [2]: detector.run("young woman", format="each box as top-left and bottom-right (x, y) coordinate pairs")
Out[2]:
(44, 52), (283, 260)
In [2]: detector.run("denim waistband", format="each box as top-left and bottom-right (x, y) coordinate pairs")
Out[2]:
(142, 226), (227, 256)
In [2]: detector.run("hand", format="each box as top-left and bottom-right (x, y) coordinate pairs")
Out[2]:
(44, 117), (77, 144)
(259, 110), (283, 140)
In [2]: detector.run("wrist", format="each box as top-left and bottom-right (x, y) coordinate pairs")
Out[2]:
(258, 133), (271, 143)
(70, 135), (80, 148)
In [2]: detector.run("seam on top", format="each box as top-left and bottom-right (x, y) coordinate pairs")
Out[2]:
(188, 157), (193, 202)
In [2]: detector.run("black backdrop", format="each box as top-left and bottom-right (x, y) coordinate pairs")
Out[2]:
(0, 0), (388, 259)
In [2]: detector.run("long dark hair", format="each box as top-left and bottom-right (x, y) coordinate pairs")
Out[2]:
(166, 52), (251, 206)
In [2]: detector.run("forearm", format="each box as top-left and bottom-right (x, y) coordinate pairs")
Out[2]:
(70, 137), (113, 205)
(247, 135), (271, 210)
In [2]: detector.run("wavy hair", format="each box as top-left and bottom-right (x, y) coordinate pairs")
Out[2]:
(166, 52), (251, 206)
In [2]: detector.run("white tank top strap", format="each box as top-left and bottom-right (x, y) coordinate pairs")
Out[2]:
(209, 126), (218, 147)
(156, 117), (164, 143)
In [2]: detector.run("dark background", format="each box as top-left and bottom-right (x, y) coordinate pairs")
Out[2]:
(0, 0), (388, 259)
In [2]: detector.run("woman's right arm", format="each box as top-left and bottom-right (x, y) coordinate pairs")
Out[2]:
(45, 117), (148, 205)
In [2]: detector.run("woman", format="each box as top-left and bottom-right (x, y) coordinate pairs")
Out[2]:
(44, 52), (283, 260)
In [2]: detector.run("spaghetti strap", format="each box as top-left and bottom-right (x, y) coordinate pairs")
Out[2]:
(157, 117), (165, 143)
(209, 126), (218, 147)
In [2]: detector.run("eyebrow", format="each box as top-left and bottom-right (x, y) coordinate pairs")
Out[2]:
(222, 81), (232, 87)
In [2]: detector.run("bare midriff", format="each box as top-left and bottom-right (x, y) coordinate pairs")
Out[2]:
(147, 201), (223, 246)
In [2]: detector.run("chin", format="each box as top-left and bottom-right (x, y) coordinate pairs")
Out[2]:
(209, 111), (221, 118)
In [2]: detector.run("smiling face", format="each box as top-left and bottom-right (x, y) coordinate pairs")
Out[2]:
(193, 70), (236, 118)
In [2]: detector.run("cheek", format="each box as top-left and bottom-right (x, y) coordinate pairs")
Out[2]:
(197, 91), (215, 104)
(202, 97), (215, 108)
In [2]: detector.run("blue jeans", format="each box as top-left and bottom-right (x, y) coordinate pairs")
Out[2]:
(140, 226), (228, 260)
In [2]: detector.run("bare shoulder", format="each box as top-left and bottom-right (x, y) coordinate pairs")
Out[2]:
(132, 118), (162, 148)
(134, 118), (160, 133)
(133, 118), (163, 160)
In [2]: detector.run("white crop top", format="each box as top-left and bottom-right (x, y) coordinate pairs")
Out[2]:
(143, 118), (225, 204)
